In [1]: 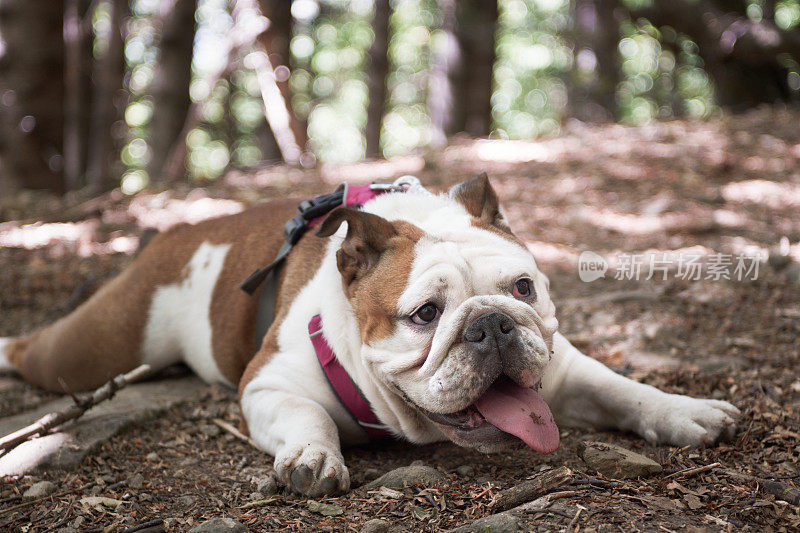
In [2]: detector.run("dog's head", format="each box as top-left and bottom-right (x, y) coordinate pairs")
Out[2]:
(317, 175), (559, 453)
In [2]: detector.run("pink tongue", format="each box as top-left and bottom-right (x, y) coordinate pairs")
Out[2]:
(473, 379), (560, 454)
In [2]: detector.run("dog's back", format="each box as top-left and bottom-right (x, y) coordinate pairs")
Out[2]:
(1, 199), (306, 392)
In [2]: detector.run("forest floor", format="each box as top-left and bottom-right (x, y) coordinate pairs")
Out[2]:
(1, 107), (800, 532)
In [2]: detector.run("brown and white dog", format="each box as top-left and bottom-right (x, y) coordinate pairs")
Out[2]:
(0, 176), (739, 496)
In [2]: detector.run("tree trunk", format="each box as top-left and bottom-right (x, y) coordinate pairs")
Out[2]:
(427, 0), (460, 147)
(85, 0), (127, 192)
(257, 0), (306, 158)
(365, 0), (390, 158)
(63, 0), (93, 191)
(0, 0), (65, 193)
(148, 0), (197, 183)
(567, 0), (622, 122)
(629, 0), (800, 109)
(428, 0), (497, 143)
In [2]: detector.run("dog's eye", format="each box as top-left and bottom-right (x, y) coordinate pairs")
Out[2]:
(512, 278), (533, 299)
(411, 303), (439, 325)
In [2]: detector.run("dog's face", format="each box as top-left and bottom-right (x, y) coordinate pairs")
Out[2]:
(317, 175), (559, 454)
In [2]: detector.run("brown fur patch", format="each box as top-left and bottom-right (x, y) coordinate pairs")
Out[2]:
(237, 227), (327, 401)
(350, 220), (424, 345)
(10, 200), (303, 392)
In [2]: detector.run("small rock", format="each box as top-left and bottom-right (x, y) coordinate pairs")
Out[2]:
(188, 517), (247, 533)
(307, 500), (344, 516)
(177, 495), (197, 506)
(255, 475), (278, 495)
(454, 511), (520, 532)
(248, 491), (264, 500)
(146, 452), (161, 462)
(127, 473), (144, 489)
(199, 424), (221, 437)
(23, 481), (56, 499)
(456, 465), (475, 477)
(363, 467), (381, 482)
(365, 465), (447, 490)
(360, 518), (389, 533)
(410, 459), (425, 467)
(578, 441), (662, 479)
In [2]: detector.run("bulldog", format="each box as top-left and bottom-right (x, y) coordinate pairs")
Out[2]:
(0, 175), (739, 496)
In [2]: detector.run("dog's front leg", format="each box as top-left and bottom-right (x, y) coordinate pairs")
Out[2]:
(241, 385), (349, 496)
(540, 332), (740, 446)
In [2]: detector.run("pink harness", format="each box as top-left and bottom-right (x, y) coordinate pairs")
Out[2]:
(242, 179), (421, 440)
(306, 183), (396, 440)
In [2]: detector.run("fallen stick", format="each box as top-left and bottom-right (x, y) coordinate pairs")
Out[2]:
(0, 365), (151, 454)
(489, 466), (574, 511)
(212, 418), (258, 449)
(722, 468), (800, 506)
(664, 462), (720, 479)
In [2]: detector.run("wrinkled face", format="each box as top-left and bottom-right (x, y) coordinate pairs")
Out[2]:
(314, 175), (561, 454)
(360, 222), (559, 452)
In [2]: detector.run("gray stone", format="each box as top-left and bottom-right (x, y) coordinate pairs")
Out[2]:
(0, 376), (207, 476)
(199, 423), (221, 437)
(146, 452), (161, 462)
(255, 475), (278, 495)
(362, 467), (381, 481)
(577, 441), (662, 479)
(456, 465), (475, 477)
(360, 518), (389, 533)
(23, 480), (56, 499)
(127, 473), (144, 489)
(454, 511), (520, 532)
(365, 465), (447, 490)
(188, 517), (248, 533)
(177, 495), (197, 506)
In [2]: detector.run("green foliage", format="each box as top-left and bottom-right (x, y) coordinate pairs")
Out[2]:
(117, 0), (799, 187)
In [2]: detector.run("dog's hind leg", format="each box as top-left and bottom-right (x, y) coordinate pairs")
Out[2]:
(4, 225), (236, 392)
(0, 337), (16, 372)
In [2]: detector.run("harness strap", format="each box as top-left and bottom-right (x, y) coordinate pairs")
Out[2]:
(309, 314), (393, 440)
(244, 182), (377, 350)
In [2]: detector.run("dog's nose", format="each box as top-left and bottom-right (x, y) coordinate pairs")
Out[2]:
(464, 312), (516, 350)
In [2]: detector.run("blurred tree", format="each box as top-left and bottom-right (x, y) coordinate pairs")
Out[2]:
(148, 0), (198, 182)
(257, 0), (308, 155)
(629, 0), (800, 108)
(64, 0), (94, 191)
(568, 0), (622, 121)
(0, 0), (65, 192)
(86, 0), (128, 192)
(428, 0), (498, 144)
(366, 0), (391, 157)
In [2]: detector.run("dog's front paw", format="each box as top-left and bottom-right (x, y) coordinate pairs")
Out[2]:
(637, 395), (740, 447)
(274, 443), (350, 496)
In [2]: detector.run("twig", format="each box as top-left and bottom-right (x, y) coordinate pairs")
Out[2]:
(763, 481), (800, 506)
(0, 365), (151, 453)
(490, 466), (574, 511)
(212, 418), (258, 449)
(664, 462), (720, 479)
(0, 482), (95, 517)
(121, 518), (164, 533)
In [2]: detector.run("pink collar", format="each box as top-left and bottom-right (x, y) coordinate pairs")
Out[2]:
(305, 182), (399, 440)
(309, 314), (393, 439)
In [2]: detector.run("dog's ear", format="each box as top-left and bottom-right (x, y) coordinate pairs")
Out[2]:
(449, 173), (510, 231)
(316, 207), (398, 286)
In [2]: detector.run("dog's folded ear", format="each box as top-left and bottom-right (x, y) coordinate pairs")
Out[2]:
(316, 207), (398, 286)
(449, 173), (510, 232)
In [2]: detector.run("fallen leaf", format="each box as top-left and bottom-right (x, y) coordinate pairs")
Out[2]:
(307, 500), (344, 516)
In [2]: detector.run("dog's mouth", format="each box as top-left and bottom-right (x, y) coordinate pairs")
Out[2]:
(416, 375), (560, 454)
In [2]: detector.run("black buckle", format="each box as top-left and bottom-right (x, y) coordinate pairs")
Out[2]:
(297, 189), (345, 221)
(284, 215), (307, 245)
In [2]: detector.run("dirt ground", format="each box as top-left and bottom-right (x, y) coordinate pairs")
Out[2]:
(1, 107), (800, 531)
